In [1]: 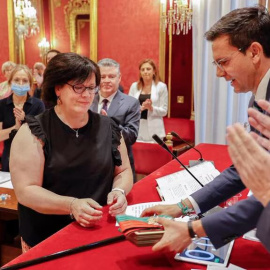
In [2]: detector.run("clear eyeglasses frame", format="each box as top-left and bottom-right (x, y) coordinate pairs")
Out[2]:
(65, 82), (98, 94)
(212, 48), (243, 71)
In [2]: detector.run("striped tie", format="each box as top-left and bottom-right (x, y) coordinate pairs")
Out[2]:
(101, 99), (109, 113)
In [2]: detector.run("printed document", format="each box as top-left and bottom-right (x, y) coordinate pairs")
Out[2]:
(156, 161), (220, 202)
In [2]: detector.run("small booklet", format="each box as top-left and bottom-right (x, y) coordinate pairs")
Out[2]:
(156, 161), (220, 202)
(116, 214), (165, 247)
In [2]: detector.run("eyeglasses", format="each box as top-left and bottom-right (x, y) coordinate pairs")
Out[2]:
(212, 48), (242, 71)
(65, 82), (98, 94)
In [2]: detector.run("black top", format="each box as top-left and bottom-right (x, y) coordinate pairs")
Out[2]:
(0, 94), (45, 171)
(19, 109), (122, 247)
(139, 94), (151, 120)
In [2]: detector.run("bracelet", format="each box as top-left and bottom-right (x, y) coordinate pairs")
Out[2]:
(177, 200), (193, 215)
(187, 220), (198, 240)
(111, 188), (125, 196)
(69, 198), (77, 220)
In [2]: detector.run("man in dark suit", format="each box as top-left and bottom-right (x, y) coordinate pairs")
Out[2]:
(141, 6), (270, 253)
(90, 58), (140, 182)
(227, 99), (270, 252)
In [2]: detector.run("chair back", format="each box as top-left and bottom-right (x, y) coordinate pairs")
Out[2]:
(133, 141), (172, 175)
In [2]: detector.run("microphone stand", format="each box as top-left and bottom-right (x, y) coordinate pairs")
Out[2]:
(171, 131), (204, 165)
(152, 134), (203, 187)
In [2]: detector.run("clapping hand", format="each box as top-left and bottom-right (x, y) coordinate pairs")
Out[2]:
(141, 99), (153, 111)
(100, 109), (108, 116)
(13, 107), (25, 122)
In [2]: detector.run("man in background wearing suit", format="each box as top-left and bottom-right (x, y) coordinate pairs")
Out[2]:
(90, 58), (140, 182)
(227, 99), (270, 252)
(142, 6), (270, 253)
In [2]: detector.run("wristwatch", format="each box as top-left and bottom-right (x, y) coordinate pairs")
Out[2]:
(187, 220), (198, 241)
(111, 188), (125, 196)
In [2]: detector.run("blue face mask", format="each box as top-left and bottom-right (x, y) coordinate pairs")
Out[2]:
(11, 83), (30, 96)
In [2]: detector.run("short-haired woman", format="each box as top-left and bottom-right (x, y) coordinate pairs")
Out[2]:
(10, 53), (133, 251)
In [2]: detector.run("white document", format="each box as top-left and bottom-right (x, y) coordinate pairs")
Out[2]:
(125, 201), (168, 217)
(0, 171), (11, 184)
(156, 161), (220, 202)
(0, 180), (13, 189)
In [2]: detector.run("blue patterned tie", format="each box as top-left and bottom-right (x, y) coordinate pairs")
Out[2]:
(101, 99), (109, 113)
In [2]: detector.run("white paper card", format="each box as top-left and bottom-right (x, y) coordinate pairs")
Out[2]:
(0, 171), (11, 184)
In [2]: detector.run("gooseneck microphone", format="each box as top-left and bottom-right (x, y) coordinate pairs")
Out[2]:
(171, 131), (204, 161)
(152, 134), (203, 187)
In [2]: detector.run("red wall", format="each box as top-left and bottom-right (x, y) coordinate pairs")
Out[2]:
(52, 0), (70, 53)
(98, 0), (160, 93)
(0, 0), (192, 118)
(166, 32), (193, 118)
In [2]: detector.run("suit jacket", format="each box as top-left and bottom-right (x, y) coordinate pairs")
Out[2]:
(129, 81), (168, 139)
(90, 90), (140, 180)
(191, 79), (270, 249)
(256, 202), (270, 252)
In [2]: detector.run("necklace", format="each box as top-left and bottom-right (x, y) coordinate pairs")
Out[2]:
(70, 128), (79, 138)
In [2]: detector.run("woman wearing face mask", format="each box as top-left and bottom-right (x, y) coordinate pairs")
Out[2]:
(0, 65), (45, 171)
(129, 59), (168, 141)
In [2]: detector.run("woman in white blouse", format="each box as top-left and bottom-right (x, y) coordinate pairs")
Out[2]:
(129, 59), (168, 141)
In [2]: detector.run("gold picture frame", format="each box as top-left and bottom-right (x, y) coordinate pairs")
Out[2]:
(65, 0), (97, 61)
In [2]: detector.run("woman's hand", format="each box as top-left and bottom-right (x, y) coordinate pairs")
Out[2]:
(142, 99), (153, 111)
(14, 117), (22, 129)
(13, 107), (25, 122)
(107, 190), (127, 216)
(141, 204), (182, 218)
(70, 198), (103, 227)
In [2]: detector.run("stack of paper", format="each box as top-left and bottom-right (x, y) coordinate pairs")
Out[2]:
(156, 161), (220, 202)
(0, 171), (13, 189)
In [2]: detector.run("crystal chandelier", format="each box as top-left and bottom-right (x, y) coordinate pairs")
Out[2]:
(161, 0), (193, 35)
(13, 0), (39, 39)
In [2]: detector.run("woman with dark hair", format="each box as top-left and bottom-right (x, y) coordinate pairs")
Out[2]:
(10, 53), (133, 251)
(0, 65), (45, 171)
(129, 59), (168, 141)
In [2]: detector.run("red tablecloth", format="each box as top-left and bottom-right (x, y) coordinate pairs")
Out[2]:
(4, 144), (270, 269)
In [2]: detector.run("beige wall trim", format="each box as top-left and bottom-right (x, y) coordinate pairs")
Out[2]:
(49, 0), (56, 48)
(90, 0), (98, 62)
(159, 0), (166, 82)
(7, 0), (15, 62)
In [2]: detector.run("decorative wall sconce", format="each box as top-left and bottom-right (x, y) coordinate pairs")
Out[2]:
(38, 38), (50, 62)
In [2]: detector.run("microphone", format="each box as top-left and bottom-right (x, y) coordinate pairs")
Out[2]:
(171, 131), (204, 167)
(152, 134), (203, 187)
